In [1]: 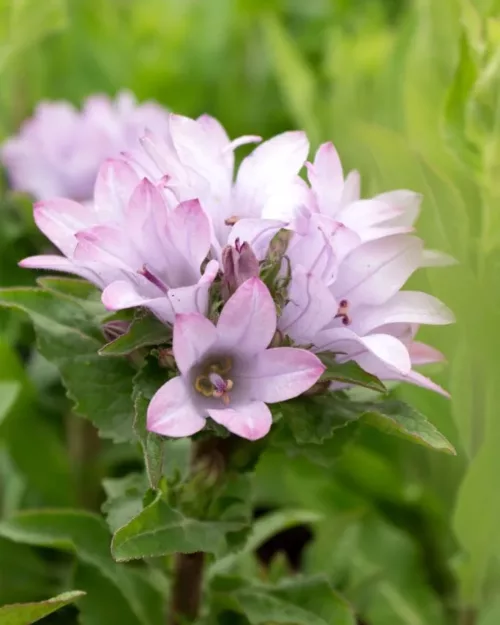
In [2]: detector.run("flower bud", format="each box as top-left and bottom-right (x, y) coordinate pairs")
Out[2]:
(221, 239), (259, 301)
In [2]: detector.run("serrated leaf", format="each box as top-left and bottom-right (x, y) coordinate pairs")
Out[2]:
(0, 590), (85, 625)
(100, 314), (171, 356)
(317, 354), (387, 393)
(112, 491), (248, 562)
(0, 287), (136, 442)
(101, 474), (147, 534)
(211, 576), (356, 625)
(0, 510), (162, 625)
(359, 400), (456, 455)
(132, 360), (168, 489)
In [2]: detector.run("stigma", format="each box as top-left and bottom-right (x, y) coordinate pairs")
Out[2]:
(194, 358), (234, 405)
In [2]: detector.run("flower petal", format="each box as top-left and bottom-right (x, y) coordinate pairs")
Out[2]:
(235, 131), (309, 218)
(33, 198), (94, 256)
(279, 267), (337, 343)
(307, 142), (344, 211)
(409, 341), (445, 365)
(333, 234), (423, 307)
(74, 225), (136, 269)
(147, 376), (206, 437)
(173, 313), (217, 375)
(315, 327), (412, 374)
(217, 277), (276, 356)
(337, 199), (404, 232)
(340, 170), (361, 206)
(421, 249), (458, 267)
(94, 159), (139, 219)
(167, 259), (218, 317)
(207, 401), (272, 440)
(166, 199), (211, 273)
(353, 291), (455, 335)
(374, 190), (422, 227)
(237, 347), (325, 403)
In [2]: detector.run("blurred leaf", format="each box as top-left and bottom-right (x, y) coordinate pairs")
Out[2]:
(479, 595), (500, 625)
(318, 354), (387, 392)
(359, 399), (456, 455)
(0, 381), (20, 426)
(0, 287), (136, 442)
(99, 314), (171, 357)
(0, 509), (162, 625)
(211, 576), (356, 625)
(0, 339), (75, 506)
(0, 538), (52, 605)
(443, 32), (481, 171)
(0, 0), (68, 75)
(74, 563), (164, 625)
(0, 590), (85, 625)
(262, 13), (320, 143)
(111, 491), (247, 562)
(210, 508), (323, 578)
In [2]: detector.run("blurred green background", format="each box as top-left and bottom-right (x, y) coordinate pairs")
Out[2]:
(1, 0), (500, 623)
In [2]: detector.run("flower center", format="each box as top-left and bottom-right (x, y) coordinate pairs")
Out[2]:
(335, 299), (351, 325)
(194, 357), (234, 405)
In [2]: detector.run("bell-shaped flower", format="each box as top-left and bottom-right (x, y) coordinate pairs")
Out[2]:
(1, 91), (169, 202)
(299, 233), (454, 395)
(130, 113), (309, 251)
(147, 278), (325, 440)
(20, 159), (218, 324)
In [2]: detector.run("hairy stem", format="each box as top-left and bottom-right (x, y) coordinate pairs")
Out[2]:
(168, 436), (235, 624)
(169, 552), (205, 625)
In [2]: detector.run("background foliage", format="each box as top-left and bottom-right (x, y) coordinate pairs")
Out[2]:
(0, 0), (499, 623)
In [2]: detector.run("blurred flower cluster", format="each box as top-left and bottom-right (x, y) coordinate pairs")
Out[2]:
(4, 102), (454, 441)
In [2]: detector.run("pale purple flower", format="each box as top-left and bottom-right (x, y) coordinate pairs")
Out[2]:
(146, 278), (325, 440)
(1, 91), (170, 202)
(128, 113), (309, 252)
(282, 233), (455, 395)
(20, 159), (218, 324)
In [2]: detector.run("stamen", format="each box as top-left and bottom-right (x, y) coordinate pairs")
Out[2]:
(138, 265), (169, 294)
(335, 299), (351, 325)
(224, 216), (240, 226)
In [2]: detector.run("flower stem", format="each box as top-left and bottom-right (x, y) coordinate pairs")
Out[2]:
(169, 552), (205, 625)
(168, 436), (233, 624)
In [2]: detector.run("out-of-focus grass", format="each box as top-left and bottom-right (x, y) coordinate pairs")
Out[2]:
(1, 0), (500, 622)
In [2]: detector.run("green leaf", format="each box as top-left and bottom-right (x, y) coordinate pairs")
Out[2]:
(0, 538), (52, 605)
(0, 287), (136, 442)
(318, 354), (387, 393)
(210, 509), (323, 578)
(73, 563), (164, 625)
(100, 313), (171, 356)
(0, 510), (162, 625)
(443, 31), (481, 171)
(0, 381), (20, 427)
(132, 361), (168, 489)
(112, 491), (248, 562)
(0, 590), (85, 625)
(359, 400), (456, 455)
(0, 339), (75, 507)
(211, 576), (356, 625)
(101, 474), (147, 534)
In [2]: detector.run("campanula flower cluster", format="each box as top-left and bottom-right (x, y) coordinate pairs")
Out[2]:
(5, 107), (454, 440)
